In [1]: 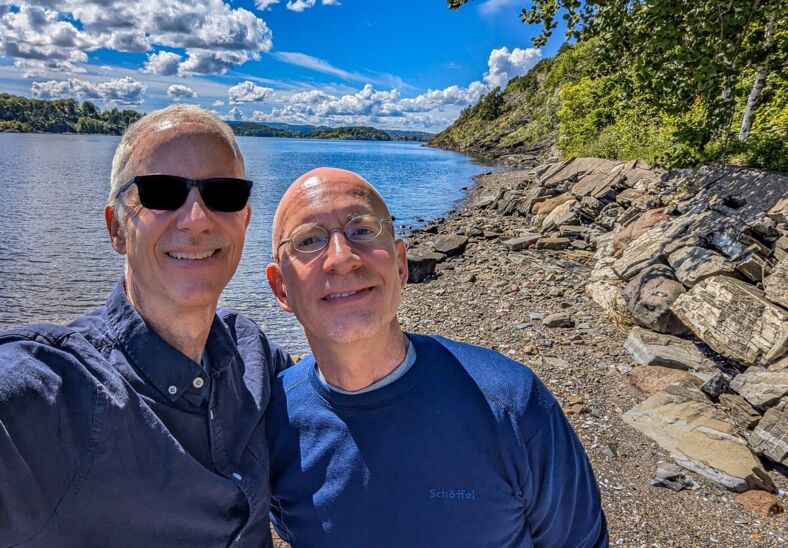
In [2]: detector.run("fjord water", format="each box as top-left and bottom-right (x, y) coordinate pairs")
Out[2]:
(0, 133), (492, 352)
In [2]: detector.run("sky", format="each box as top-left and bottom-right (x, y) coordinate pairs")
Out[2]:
(0, 0), (565, 132)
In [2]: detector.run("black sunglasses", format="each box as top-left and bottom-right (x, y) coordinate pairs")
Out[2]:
(115, 174), (253, 212)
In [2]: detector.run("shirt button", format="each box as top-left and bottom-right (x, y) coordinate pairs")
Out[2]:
(168, 385), (177, 395)
(193, 377), (204, 389)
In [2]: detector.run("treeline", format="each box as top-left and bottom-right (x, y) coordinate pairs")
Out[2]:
(437, 0), (786, 172)
(0, 95), (432, 142)
(308, 126), (391, 141)
(0, 94), (141, 135)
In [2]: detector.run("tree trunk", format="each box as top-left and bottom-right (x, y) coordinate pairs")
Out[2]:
(739, 13), (776, 141)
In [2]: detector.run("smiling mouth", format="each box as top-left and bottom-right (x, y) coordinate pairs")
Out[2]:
(165, 249), (220, 260)
(323, 287), (373, 301)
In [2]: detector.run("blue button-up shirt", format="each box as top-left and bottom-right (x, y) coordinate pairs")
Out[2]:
(0, 281), (291, 547)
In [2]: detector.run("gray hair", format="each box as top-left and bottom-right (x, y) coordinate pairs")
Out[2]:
(109, 104), (242, 210)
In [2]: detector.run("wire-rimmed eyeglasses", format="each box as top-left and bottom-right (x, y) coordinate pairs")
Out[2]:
(277, 214), (393, 259)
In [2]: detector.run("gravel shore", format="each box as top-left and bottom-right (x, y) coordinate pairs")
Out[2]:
(397, 168), (788, 547)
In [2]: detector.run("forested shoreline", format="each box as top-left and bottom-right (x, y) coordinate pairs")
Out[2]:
(0, 94), (431, 142)
(434, 0), (786, 172)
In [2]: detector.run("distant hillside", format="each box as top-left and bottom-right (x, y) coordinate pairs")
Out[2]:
(307, 126), (391, 141)
(431, 38), (786, 172)
(0, 95), (433, 143)
(261, 122), (332, 134)
(226, 121), (296, 137)
(430, 41), (600, 164)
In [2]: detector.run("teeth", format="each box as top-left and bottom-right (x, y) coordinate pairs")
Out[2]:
(325, 289), (361, 300)
(167, 250), (216, 260)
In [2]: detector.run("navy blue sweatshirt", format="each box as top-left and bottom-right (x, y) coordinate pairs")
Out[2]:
(268, 334), (608, 547)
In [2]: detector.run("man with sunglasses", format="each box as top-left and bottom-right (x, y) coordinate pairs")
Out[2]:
(0, 105), (290, 546)
(264, 167), (608, 546)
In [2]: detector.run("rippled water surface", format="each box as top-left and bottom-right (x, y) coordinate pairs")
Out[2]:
(0, 133), (492, 352)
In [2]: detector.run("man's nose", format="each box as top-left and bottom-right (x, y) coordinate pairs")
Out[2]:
(322, 230), (361, 273)
(176, 187), (213, 231)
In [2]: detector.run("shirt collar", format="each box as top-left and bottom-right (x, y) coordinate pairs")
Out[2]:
(105, 280), (237, 403)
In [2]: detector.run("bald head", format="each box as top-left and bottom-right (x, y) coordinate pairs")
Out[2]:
(271, 167), (392, 257)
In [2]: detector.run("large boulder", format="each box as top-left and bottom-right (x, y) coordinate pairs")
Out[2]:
(667, 246), (737, 287)
(541, 200), (578, 233)
(671, 276), (788, 368)
(531, 193), (576, 215)
(612, 208), (668, 258)
(623, 383), (775, 493)
(764, 258), (788, 309)
(719, 394), (762, 431)
(748, 401), (788, 466)
(586, 280), (634, 327)
(730, 369), (788, 410)
(432, 234), (468, 257)
(629, 366), (703, 397)
(624, 327), (716, 371)
(540, 157), (621, 188)
(748, 399), (788, 466)
(667, 167), (788, 259)
(612, 222), (678, 281)
(622, 265), (688, 335)
(406, 253), (439, 283)
(571, 172), (625, 201)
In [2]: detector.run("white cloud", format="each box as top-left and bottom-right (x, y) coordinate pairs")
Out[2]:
(14, 58), (87, 77)
(478, 0), (520, 15)
(398, 82), (486, 112)
(228, 80), (274, 103)
(274, 51), (355, 80)
(255, 0), (279, 10)
(213, 99), (225, 106)
(178, 49), (257, 75)
(142, 51), (182, 75)
(167, 84), (196, 99)
(31, 76), (146, 104)
(227, 106), (245, 121)
(286, 0), (340, 12)
(483, 46), (542, 88)
(106, 30), (149, 52)
(2, 1), (273, 75)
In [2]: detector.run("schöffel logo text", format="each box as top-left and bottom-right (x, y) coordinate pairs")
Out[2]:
(428, 488), (476, 501)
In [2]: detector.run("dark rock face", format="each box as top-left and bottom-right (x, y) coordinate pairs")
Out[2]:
(622, 265), (687, 335)
(406, 254), (437, 283)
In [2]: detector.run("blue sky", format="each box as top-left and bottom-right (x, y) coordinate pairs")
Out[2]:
(0, 0), (565, 131)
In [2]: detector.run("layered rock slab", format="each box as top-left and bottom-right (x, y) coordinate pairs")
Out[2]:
(730, 369), (788, 410)
(671, 276), (788, 368)
(748, 403), (788, 466)
(623, 383), (775, 493)
(624, 327), (715, 371)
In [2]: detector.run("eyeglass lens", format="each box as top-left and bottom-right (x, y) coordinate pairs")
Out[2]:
(290, 215), (384, 253)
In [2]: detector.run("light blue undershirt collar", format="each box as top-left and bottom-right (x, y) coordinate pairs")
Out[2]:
(316, 337), (417, 395)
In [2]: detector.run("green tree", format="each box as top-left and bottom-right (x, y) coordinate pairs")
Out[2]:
(448, 0), (787, 161)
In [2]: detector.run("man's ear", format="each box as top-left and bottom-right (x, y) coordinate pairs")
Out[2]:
(105, 205), (126, 255)
(243, 205), (252, 228)
(266, 262), (293, 313)
(395, 239), (408, 287)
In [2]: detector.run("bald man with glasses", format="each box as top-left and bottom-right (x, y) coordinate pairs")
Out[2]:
(265, 167), (608, 547)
